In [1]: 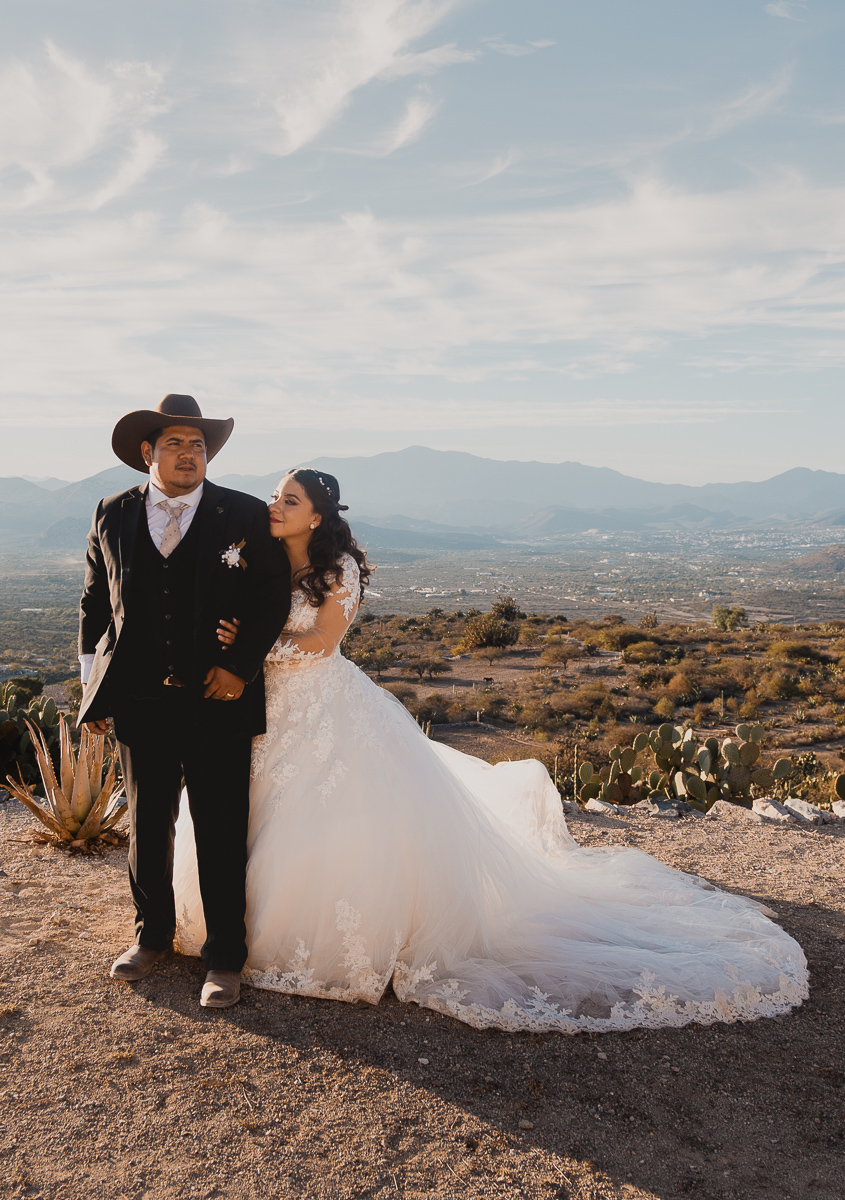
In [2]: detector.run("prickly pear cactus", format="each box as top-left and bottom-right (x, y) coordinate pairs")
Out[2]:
(579, 732), (650, 806)
(577, 722), (792, 816)
(0, 685), (66, 786)
(686, 723), (792, 811)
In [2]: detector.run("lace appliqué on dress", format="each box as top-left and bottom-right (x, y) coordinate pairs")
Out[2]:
(251, 554), (361, 790)
(244, 899), (402, 1005)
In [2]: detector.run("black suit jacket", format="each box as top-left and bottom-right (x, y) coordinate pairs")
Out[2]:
(78, 479), (291, 734)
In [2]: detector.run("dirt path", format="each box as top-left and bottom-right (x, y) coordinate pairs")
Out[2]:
(0, 798), (843, 1200)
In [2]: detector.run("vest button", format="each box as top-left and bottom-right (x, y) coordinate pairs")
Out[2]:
(163, 588), (170, 595)
(165, 613), (172, 620)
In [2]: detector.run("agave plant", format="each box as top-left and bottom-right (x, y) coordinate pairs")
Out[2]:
(5, 715), (126, 844)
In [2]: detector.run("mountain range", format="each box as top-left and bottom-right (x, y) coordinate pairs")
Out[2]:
(3, 446), (845, 552)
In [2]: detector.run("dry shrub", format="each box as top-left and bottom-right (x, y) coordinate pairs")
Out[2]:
(664, 672), (698, 705)
(766, 641), (827, 664)
(622, 640), (662, 664)
(757, 670), (801, 701)
(598, 625), (655, 652)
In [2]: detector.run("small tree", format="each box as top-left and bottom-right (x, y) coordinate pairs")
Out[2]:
(471, 646), (506, 667)
(349, 643), (396, 678)
(540, 643), (582, 671)
(712, 605), (747, 632)
(404, 655), (453, 681)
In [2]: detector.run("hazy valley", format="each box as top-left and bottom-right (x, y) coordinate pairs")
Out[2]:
(3, 447), (845, 686)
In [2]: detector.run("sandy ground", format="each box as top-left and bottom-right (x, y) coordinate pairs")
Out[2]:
(0, 794), (843, 1200)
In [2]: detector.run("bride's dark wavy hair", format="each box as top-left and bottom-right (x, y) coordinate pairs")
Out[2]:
(286, 468), (371, 607)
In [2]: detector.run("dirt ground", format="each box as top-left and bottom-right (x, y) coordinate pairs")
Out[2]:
(1, 793), (843, 1200)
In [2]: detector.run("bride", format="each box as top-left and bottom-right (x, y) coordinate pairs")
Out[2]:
(173, 468), (808, 1032)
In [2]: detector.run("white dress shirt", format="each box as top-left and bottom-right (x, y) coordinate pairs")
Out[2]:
(79, 481), (204, 683)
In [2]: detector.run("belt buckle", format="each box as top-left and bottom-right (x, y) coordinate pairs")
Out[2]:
(163, 675), (184, 688)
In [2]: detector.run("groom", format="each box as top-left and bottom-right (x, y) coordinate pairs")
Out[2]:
(78, 395), (290, 1007)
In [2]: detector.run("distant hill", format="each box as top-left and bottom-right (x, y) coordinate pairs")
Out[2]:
(781, 545), (845, 575)
(3, 449), (845, 551)
(217, 449), (845, 528)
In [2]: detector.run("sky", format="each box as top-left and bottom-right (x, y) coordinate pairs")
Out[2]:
(1, 0), (844, 484)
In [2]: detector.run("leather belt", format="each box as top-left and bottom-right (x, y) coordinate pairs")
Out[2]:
(163, 675), (185, 687)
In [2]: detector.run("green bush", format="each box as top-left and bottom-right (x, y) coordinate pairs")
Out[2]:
(5, 677), (44, 705)
(712, 605), (747, 632)
(455, 614), (519, 652)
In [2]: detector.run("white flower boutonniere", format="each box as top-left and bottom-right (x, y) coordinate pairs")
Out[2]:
(221, 539), (247, 570)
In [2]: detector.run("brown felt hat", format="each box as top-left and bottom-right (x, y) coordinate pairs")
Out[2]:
(112, 394), (234, 473)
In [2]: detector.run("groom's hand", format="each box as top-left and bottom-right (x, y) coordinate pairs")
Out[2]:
(203, 665), (246, 701)
(84, 719), (110, 736)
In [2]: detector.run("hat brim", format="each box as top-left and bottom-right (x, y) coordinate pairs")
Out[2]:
(112, 411), (234, 473)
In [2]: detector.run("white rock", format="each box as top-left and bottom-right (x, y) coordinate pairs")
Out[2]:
(584, 798), (621, 816)
(831, 800), (845, 820)
(752, 798), (800, 823)
(706, 800), (758, 821)
(781, 798), (834, 824)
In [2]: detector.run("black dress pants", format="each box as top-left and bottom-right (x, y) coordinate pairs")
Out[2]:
(113, 688), (252, 972)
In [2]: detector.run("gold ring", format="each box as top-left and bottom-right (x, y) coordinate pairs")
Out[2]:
(225, 691), (235, 697)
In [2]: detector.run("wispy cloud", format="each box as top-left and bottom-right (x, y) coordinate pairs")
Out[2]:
(89, 130), (166, 209)
(482, 36), (556, 58)
(251, 0), (471, 155)
(765, 2), (807, 19)
(372, 86), (440, 154)
(703, 68), (792, 139)
(461, 149), (519, 187)
(0, 41), (166, 209)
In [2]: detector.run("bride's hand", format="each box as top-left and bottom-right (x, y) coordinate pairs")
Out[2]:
(217, 617), (240, 646)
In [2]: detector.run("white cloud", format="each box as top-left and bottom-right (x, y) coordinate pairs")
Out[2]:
(461, 149), (519, 187)
(89, 130), (166, 209)
(371, 86), (440, 154)
(0, 41), (167, 209)
(482, 36), (555, 57)
(704, 68), (792, 139)
(380, 42), (478, 78)
(765, 2), (806, 19)
(239, 0), (471, 155)
(3, 174), (845, 429)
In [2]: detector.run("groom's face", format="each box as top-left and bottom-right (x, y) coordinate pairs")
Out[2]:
(142, 425), (207, 496)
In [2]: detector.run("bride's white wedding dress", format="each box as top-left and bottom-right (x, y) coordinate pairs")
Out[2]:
(173, 555), (808, 1032)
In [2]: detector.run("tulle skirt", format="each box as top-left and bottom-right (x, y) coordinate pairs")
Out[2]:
(173, 653), (808, 1032)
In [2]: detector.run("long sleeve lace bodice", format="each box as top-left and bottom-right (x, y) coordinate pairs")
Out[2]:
(264, 554), (359, 667)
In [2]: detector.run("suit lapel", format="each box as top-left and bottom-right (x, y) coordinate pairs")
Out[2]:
(118, 485), (147, 605)
(194, 480), (226, 616)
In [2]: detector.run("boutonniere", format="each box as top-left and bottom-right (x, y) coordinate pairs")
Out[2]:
(221, 539), (247, 570)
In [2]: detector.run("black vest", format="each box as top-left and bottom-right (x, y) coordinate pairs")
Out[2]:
(115, 508), (202, 698)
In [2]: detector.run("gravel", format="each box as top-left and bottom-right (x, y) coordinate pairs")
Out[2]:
(1, 796), (843, 1200)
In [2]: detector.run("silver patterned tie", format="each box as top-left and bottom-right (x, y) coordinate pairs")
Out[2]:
(156, 500), (189, 558)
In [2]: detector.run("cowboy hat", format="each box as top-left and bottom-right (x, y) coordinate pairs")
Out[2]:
(112, 395), (234, 473)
